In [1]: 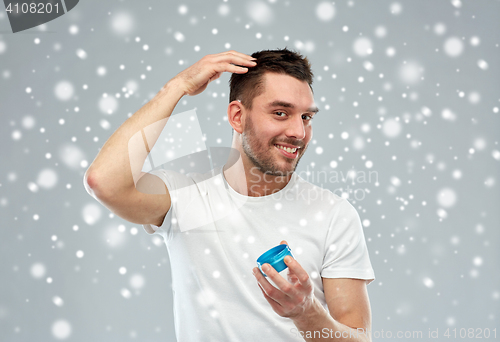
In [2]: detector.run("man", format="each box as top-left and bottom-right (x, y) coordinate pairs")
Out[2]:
(84, 48), (375, 342)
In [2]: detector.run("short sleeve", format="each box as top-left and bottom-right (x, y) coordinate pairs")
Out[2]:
(321, 199), (375, 285)
(141, 168), (183, 238)
(143, 201), (174, 235)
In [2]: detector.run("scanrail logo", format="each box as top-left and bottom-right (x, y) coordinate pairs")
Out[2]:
(3, 0), (79, 33)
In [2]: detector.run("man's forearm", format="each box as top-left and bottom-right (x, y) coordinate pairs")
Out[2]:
(292, 298), (370, 342)
(85, 79), (185, 195)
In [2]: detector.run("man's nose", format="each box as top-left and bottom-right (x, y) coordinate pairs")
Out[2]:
(285, 115), (306, 140)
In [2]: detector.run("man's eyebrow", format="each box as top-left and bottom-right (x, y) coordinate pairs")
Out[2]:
(267, 100), (320, 114)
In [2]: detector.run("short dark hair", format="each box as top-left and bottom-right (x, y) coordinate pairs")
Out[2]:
(229, 47), (314, 111)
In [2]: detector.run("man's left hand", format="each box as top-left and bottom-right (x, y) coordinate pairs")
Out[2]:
(252, 240), (317, 321)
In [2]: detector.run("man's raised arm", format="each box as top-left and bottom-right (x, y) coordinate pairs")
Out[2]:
(83, 51), (257, 226)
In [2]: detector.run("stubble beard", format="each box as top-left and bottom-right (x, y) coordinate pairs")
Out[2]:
(240, 114), (307, 177)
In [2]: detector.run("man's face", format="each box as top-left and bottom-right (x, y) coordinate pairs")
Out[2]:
(240, 72), (318, 177)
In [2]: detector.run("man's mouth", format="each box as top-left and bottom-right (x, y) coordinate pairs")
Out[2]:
(274, 143), (299, 158)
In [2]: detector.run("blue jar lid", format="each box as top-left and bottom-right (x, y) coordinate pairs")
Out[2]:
(256, 244), (293, 277)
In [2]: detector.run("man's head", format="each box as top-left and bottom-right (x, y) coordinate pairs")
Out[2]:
(227, 48), (318, 177)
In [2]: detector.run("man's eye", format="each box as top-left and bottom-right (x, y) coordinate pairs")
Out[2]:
(275, 112), (286, 117)
(302, 114), (313, 121)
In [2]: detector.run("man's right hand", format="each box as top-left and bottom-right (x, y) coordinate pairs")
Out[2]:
(171, 50), (257, 96)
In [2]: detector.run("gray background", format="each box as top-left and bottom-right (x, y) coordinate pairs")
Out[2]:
(1, 0), (499, 341)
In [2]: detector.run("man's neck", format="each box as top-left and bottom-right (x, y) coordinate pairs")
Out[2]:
(223, 158), (293, 197)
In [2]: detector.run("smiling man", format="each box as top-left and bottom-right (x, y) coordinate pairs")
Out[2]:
(225, 71), (317, 197)
(84, 48), (375, 342)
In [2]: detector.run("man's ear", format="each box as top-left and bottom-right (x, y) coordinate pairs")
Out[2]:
(227, 100), (245, 134)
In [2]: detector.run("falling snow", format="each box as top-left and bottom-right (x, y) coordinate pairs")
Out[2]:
(54, 81), (74, 101)
(1, 1), (499, 341)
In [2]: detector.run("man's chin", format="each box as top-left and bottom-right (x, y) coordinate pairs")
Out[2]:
(268, 164), (297, 177)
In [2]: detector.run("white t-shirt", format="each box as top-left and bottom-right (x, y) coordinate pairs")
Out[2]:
(142, 165), (375, 342)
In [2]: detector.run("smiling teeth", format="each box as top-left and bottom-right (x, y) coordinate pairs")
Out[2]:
(275, 144), (297, 153)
